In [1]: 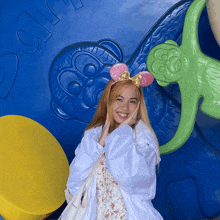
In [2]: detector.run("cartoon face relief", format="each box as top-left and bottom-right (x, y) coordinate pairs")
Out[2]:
(112, 85), (138, 126)
(49, 40), (122, 122)
(148, 40), (189, 86)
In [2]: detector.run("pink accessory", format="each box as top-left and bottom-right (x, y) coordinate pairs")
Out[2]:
(110, 63), (154, 87)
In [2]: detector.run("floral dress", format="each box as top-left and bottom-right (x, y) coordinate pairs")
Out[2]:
(95, 153), (127, 220)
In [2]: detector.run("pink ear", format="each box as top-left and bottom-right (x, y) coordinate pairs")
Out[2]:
(137, 71), (154, 87)
(110, 63), (128, 81)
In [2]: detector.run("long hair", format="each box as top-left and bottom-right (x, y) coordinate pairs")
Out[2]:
(85, 79), (160, 161)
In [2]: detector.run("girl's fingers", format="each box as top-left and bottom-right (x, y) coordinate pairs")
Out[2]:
(131, 112), (137, 125)
(132, 102), (140, 118)
(131, 103), (139, 125)
(106, 112), (110, 124)
(107, 120), (110, 128)
(137, 102), (140, 111)
(104, 113), (109, 127)
(130, 109), (137, 120)
(104, 117), (110, 133)
(134, 102), (140, 114)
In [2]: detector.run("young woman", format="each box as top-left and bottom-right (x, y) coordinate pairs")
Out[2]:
(65, 63), (163, 220)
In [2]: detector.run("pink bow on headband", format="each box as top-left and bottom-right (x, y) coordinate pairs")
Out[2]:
(110, 63), (154, 87)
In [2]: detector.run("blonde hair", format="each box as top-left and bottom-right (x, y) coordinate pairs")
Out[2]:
(85, 79), (160, 164)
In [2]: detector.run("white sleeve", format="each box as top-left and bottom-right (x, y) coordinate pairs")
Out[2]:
(66, 128), (103, 197)
(135, 121), (161, 166)
(104, 124), (159, 197)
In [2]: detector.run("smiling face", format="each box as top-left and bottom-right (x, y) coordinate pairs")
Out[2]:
(112, 84), (138, 127)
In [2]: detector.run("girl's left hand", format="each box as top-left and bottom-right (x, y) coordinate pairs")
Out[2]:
(119, 102), (140, 127)
(99, 113), (110, 146)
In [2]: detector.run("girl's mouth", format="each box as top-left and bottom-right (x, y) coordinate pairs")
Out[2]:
(117, 113), (128, 119)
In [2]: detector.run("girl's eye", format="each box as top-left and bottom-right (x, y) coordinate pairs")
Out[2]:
(130, 100), (137, 104)
(117, 98), (123, 102)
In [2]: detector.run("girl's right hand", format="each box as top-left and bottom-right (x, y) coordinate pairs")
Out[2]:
(99, 113), (110, 147)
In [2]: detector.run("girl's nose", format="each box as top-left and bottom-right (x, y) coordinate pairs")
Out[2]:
(121, 101), (129, 110)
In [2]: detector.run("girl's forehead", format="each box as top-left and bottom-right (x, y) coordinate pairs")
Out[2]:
(118, 85), (137, 98)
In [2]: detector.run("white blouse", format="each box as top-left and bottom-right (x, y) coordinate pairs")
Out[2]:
(66, 120), (163, 220)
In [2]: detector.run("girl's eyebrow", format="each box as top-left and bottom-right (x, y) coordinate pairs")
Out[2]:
(118, 95), (137, 100)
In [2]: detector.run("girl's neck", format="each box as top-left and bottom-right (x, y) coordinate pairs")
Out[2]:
(115, 122), (119, 129)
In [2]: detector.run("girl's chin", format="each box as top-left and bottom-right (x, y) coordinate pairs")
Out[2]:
(113, 119), (123, 127)
(114, 118), (125, 125)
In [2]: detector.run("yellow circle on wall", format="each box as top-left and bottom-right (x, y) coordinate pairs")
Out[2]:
(0, 115), (69, 220)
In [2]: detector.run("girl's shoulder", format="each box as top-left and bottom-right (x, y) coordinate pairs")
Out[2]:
(84, 125), (102, 134)
(84, 125), (103, 141)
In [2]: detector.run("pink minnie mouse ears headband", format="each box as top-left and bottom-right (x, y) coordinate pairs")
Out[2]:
(110, 63), (154, 88)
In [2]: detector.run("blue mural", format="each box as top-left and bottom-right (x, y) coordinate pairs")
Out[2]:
(0, 0), (219, 219)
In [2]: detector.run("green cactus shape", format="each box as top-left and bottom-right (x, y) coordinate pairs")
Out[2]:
(146, 0), (220, 154)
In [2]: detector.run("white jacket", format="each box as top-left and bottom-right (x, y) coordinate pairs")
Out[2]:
(66, 120), (163, 220)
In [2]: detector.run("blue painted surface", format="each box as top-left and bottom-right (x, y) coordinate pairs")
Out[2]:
(0, 0), (219, 219)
